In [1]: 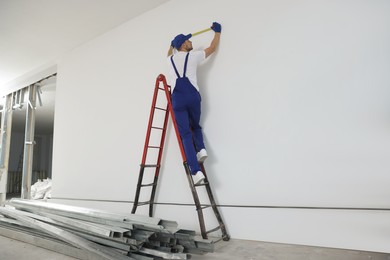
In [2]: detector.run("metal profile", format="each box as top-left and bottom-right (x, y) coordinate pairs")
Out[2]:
(9, 199), (164, 230)
(1, 213), (133, 250)
(10, 198), (160, 223)
(67, 230), (132, 251)
(40, 212), (131, 238)
(0, 226), (100, 260)
(21, 85), (37, 199)
(0, 93), (13, 205)
(0, 207), (134, 260)
(0, 199), (216, 259)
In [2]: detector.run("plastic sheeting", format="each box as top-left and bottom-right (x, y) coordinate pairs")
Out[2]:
(31, 178), (52, 200)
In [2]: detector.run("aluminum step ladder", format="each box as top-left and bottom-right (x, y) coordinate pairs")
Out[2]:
(131, 74), (229, 241)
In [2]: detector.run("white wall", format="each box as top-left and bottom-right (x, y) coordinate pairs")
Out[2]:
(52, 0), (390, 253)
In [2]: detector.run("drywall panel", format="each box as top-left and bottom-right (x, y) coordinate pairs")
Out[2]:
(52, 0), (390, 252)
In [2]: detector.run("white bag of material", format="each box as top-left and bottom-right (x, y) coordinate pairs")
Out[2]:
(31, 178), (52, 200)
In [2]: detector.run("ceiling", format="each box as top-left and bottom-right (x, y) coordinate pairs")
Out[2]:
(0, 0), (169, 134)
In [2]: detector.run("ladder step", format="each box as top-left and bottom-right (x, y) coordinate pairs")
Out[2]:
(206, 226), (221, 234)
(151, 126), (164, 130)
(158, 87), (165, 91)
(200, 205), (211, 210)
(148, 146), (161, 149)
(194, 182), (208, 187)
(154, 106), (167, 111)
(141, 183), (156, 187)
(142, 164), (160, 168)
(138, 201), (151, 206)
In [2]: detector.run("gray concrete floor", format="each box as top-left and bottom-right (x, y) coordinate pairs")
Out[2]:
(1, 234), (390, 260)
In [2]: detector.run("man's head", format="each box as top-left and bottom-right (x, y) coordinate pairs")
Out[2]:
(172, 34), (193, 51)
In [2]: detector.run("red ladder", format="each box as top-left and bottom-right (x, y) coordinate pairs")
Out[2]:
(131, 74), (229, 241)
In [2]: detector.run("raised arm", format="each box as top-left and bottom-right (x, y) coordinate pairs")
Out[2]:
(167, 45), (174, 57)
(204, 22), (222, 58)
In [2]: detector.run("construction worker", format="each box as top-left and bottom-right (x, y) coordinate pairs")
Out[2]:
(167, 22), (221, 185)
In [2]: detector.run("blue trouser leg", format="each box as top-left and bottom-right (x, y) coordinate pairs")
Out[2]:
(188, 98), (205, 152)
(171, 81), (206, 174)
(171, 74), (206, 175)
(173, 108), (201, 174)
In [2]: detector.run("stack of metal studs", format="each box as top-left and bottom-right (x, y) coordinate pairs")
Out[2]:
(0, 199), (215, 260)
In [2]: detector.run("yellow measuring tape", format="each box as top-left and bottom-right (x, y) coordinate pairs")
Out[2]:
(191, 27), (212, 37)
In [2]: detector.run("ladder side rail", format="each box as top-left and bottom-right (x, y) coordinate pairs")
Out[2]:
(200, 164), (230, 240)
(148, 89), (171, 217)
(131, 167), (145, 214)
(132, 77), (163, 215)
(141, 78), (161, 165)
(185, 163), (208, 239)
(153, 86), (171, 177)
(148, 174), (158, 217)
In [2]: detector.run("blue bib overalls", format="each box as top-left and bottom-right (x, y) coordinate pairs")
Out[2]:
(170, 53), (206, 174)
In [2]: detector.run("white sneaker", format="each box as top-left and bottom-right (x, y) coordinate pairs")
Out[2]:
(196, 149), (208, 163)
(192, 171), (205, 185)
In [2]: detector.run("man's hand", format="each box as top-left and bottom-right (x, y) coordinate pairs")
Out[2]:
(211, 22), (222, 33)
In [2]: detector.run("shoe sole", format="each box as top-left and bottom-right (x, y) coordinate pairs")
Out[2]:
(197, 155), (208, 163)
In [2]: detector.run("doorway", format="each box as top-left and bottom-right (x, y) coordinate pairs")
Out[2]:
(2, 75), (56, 198)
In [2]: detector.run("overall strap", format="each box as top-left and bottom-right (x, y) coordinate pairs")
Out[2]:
(170, 56), (181, 78)
(183, 52), (190, 78)
(170, 52), (190, 78)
